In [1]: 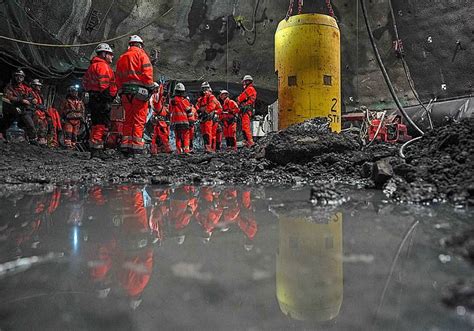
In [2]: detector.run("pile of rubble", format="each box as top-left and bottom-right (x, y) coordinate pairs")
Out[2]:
(0, 118), (472, 206)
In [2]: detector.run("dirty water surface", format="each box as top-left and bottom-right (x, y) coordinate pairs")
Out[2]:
(0, 185), (472, 330)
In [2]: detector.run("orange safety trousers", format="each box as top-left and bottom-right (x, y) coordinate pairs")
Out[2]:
(90, 125), (108, 149)
(120, 95), (148, 152)
(241, 113), (254, 147)
(175, 127), (190, 154)
(63, 119), (81, 148)
(200, 120), (213, 152)
(151, 124), (171, 154)
(212, 122), (223, 151)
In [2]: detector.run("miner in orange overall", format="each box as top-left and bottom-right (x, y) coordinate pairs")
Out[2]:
(238, 189), (257, 251)
(196, 82), (222, 152)
(237, 75), (257, 147)
(30, 79), (49, 147)
(170, 83), (193, 154)
(168, 185), (198, 245)
(219, 90), (239, 151)
(149, 187), (170, 243)
(150, 82), (171, 154)
(116, 35), (154, 156)
(60, 86), (85, 149)
(83, 43), (117, 159)
(3, 69), (38, 143)
(87, 186), (155, 310)
(195, 186), (224, 243)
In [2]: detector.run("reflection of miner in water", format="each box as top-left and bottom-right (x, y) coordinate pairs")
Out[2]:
(86, 186), (155, 310)
(277, 212), (343, 321)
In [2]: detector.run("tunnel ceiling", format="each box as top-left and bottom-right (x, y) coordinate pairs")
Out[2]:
(13, 0), (474, 110)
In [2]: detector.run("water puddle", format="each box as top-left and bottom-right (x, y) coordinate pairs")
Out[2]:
(0, 185), (472, 330)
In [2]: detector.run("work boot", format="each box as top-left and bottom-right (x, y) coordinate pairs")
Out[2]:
(90, 149), (110, 160)
(120, 148), (133, 159)
(29, 138), (40, 146)
(132, 149), (149, 159)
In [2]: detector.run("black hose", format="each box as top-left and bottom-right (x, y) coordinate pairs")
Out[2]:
(359, 0), (424, 136)
(387, 0), (434, 130)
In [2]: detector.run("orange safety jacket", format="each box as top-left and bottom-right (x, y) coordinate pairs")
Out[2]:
(237, 83), (257, 108)
(196, 92), (222, 120)
(31, 90), (44, 107)
(4, 82), (36, 105)
(31, 90), (48, 120)
(83, 56), (118, 97)
(222, 97), (239, 122)
(170, 95), (192, 126)
(60, 97), (85, 120)
(116, 46), (153, 89)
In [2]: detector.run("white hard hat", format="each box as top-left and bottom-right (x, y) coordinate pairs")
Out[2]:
(174, 83), (186, 92)
(31, 79), (42, 86)
(219, 90), (229, 96)
(95, 43), (113, 54)
(13, 69), (25, 77)
(176, 235), (186, 245)
(201, 81), (211, 89)
(129, 35), (144, 44)
(152, 82), (160, 88)
(68, 85), (79, 93)
(242, 75), (253, 82)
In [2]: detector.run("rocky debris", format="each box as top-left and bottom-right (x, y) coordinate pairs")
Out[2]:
(385, 119), (474, 206)
(371, 159), (394, 188)
(442, 280), (474, 311)
(265, 118), (361, 165)
(0, 118), (473, 207)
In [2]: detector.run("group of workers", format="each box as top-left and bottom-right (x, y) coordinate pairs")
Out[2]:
(0, 35), (257, 158)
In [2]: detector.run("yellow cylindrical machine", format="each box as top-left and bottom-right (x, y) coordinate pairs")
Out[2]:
(276, 213), (343, 321)
(275, 14), (341, 132)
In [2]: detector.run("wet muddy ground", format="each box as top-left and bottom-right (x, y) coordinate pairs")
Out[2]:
(1, 118), (472, 206)
(0, 185), (472, 330)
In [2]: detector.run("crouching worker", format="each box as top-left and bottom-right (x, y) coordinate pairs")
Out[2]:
(83, 43), (117, 159)
(3, 69), (38, 144)
(60, 86), (85, 149)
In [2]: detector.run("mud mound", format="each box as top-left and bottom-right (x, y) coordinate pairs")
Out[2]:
(386, 119), (474, 205)
(264, 118), (361, 165)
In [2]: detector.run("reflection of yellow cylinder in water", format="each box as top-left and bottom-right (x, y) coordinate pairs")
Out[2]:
(275, 14), (341, 132)
(276, 213), (343, 321)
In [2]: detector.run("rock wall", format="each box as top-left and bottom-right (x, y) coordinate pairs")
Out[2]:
(16, 0), (474, 109)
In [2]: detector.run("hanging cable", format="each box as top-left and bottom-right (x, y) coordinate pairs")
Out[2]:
(91, 0), (117, 40)
(297, 0), (303, 15)
(0, 7), (174, 48)
(387, 0), (433, 130)
(285, 0), (295, 21)
(326, 0), (335, 18)
(245, 0), (260, 46)
(360, 0), (424, 136)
